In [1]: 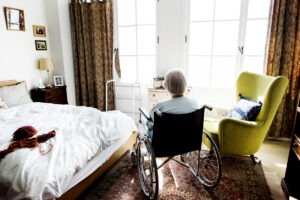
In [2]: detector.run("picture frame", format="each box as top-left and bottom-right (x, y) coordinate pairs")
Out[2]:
(4, 7), (25, 31)
(54, 75), (64, 87)
(35, 40), (47, 51)
(33, 25), (46, 37)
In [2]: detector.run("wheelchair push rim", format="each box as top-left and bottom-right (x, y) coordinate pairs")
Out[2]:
(186, 131), (222, 188)
(137, 138), (159, 199)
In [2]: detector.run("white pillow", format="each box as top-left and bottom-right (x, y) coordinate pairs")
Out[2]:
(0, 82), (33, 107)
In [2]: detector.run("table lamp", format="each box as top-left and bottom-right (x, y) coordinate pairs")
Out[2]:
(39, 58), (54, 88)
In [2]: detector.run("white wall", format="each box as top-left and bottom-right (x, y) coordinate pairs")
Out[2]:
(0, 0), (51, 88)
(0, 0), (76, 105)
(157, 0), (188, 76)
(45, 0), (75, 105)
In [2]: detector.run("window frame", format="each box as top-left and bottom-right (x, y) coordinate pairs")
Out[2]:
(116, 0), (158, 85)
(186, 0), (271, 89)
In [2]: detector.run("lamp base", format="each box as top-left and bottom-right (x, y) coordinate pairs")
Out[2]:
(46, 70), (52, 88)
(46, 84), (53, 88)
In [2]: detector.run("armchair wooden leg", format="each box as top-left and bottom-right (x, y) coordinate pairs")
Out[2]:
(250, 155), (261, 165)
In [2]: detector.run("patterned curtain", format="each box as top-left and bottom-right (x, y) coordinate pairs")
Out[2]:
(69, 0), (117, 111)
(265, 0), (300, 138)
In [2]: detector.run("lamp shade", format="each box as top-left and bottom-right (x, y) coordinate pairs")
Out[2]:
(39, 58), (54, 70)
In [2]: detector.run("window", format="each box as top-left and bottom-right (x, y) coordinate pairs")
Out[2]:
(187, 0), (271, 89)
(117, 0), (157, 84)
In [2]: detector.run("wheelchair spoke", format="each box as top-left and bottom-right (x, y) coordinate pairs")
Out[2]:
(186, 132), (222, 188)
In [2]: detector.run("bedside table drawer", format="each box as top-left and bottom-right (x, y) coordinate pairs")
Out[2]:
(31, 86), (68, 104)
(149, 91), (170, 102)
(45, 94), (66, 104)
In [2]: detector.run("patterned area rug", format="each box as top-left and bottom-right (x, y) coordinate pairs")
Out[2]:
(81, 152), (272, 200)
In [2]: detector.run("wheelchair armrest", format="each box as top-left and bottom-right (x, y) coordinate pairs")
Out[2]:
(139, 107), (152, 121)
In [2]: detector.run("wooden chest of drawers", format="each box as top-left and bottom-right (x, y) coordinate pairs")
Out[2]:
(148, 87), (192, 109)
(31, 86), (68, 104)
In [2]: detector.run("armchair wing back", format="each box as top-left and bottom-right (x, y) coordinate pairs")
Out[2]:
(205, 71), (288, 158)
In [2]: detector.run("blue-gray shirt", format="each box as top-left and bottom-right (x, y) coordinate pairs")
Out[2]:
(149, 96), (201, 120)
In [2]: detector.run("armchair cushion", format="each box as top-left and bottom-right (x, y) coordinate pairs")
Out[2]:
(229, 94), (262, 121)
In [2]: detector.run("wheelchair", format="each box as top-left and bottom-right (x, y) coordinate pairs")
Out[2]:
(131, 105), (222, 199)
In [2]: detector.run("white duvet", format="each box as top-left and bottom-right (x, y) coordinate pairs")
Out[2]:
(0, 103), (137, 200)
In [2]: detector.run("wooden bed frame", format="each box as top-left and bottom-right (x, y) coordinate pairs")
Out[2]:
(0, 79), (137, 199)
(59, 132), (136, 200)
(0, 80), (18, 87)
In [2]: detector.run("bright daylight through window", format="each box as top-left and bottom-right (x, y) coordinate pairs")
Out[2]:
(117, 0), (271, 88)
(188, 0), (271, 89)
(117, 0), (156, 84)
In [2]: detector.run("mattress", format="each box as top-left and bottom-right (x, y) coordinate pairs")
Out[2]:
(0, 103), (137, 200)
(64, 126), (133, 192)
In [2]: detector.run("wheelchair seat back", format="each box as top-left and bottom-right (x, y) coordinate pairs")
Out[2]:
(152, 107), (205, 157)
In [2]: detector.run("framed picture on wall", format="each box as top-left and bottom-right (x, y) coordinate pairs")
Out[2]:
(35, 40), (47, 50)
(33, 25), (46, 37)
(4, 7), (25, 31)
(54, 75), (64, 86)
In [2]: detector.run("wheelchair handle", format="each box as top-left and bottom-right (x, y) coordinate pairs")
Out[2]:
(204, 105), (213, 111)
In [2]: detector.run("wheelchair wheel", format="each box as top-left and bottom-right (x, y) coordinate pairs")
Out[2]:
(137, 138), (158, 199)
(186, 131), (221, 188)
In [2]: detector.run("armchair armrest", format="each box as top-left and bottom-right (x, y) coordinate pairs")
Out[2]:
(219, 118), (264, 129)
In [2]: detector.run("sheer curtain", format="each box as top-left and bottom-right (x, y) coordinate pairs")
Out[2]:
(69, 0), (120, 111)
(265, 0), (300, 138)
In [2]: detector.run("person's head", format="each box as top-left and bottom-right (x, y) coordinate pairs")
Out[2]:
(163, 69), (186, 96)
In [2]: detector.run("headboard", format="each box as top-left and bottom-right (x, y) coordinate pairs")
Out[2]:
(0, 80), (18, 87)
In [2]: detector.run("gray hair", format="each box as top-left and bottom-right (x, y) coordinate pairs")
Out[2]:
(163, 69), (186, 95)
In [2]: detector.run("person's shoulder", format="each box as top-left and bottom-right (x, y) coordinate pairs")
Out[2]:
(184, 97), (201, 107)
(155, 99), (173, 107)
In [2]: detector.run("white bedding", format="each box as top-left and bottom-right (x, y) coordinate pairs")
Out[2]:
(0, 103), (137, 200)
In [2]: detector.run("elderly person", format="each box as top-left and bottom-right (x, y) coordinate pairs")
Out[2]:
(147, 68), (200, 138)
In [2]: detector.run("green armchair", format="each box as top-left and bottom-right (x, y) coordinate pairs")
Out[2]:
(204, 71), (288, 163)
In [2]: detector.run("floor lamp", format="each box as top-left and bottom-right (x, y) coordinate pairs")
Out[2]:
(39, 58), (54, 88)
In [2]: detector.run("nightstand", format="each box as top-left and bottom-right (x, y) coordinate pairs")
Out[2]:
(31, 86), (68, 104)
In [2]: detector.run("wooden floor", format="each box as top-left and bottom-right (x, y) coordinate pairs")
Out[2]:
(256, 139), (291, 200)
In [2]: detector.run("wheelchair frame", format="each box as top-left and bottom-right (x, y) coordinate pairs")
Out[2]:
(131, 106), (222, 199)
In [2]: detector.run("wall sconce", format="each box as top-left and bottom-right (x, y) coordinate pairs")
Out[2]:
(39, 58), (54, 88)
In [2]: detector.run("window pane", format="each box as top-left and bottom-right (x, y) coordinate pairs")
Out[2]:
(117, 0), (135, 26)
(119, 27), (136, 55)
(213, 21), (239, 55)
(211, 56), (236, 88)
(190, 0), (214, 21)
(189, 22), (213, 55)
(137, 0), (155, 25)
(137, 25), (156, 55)
(188, 56), (211, 87)
(215, 0), (241, 20)
(244, 20), (268, 55)
(248, 0), (271, 19)
(138, 56), (156, 84)
(120, 56), (137, 83)
(243, 56), (265, 74)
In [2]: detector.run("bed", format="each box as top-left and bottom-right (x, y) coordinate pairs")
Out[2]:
(0, 80), (137, 200)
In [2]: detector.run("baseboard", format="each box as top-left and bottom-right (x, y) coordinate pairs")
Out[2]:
(266, 137), (291, 142)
